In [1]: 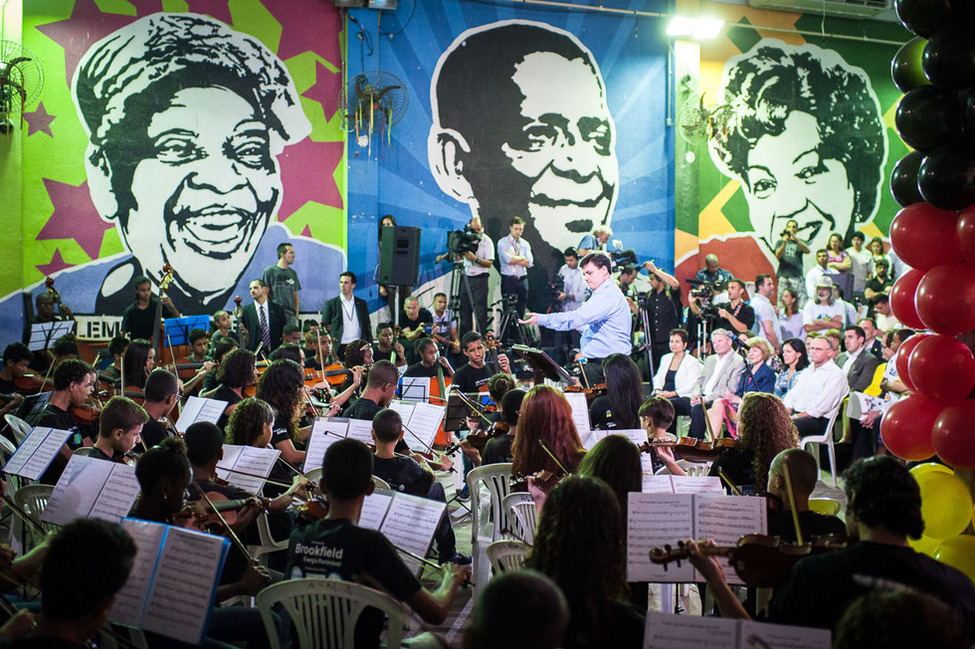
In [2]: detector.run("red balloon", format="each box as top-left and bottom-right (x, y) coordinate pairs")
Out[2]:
(890, 269), (926, 329)
(881, 394), (940, 461)
(889, 203), (963, 270)
(896, 332), (932, 392)
(908, 334), (975, 403)
(958, 203), (975, 261)
(916, 263), (975, 335)
(932, 401), (975, 470)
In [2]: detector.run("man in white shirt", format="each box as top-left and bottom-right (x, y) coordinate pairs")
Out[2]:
(458, 216), (494, 335)
(241, 278), (286, 353)
(782, 334), (848, 438)
(805, 249), (831, 301)
(751, 274), (780, 354)
(321, 271), (371, 358)
(497, 216), (534, 322)
(554, 247), (586, 361)
(803, 277), (845, 334)
(872, 294), (901, 331)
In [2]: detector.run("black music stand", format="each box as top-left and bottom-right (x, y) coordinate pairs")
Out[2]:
(511, 345), (575, 386)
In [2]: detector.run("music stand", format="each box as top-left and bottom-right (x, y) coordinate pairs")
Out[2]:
(26, 321), (75, 353)
(163, 315), (211, 347)
(443, 391), (491, 433)
(399, 376), (429, 402)
(511, 345), (575, 385)
(15, 391), (51, 422)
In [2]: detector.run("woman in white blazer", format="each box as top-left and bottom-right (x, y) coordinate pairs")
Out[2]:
(653, 329), (703, 429)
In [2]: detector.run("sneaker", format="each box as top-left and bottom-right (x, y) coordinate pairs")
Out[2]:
(444, 552), (472, 566)
(456, 487), (470, 502)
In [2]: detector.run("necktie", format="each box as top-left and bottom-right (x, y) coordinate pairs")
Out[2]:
(259, 305), (271, 349)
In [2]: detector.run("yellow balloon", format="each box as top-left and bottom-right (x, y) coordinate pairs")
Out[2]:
(917, 472), (974, 539)
(908, 534), (942, 558)
(909, 462), (953, 480)
(934, 535), (975, 585)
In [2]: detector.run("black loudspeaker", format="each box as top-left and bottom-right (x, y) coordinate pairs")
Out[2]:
(378, 225), (420, 287)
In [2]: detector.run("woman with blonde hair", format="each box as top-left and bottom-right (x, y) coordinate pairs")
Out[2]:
(705, 337), (776, 437)
(511, 385), (585, 488)
(708, 392), (799, 495)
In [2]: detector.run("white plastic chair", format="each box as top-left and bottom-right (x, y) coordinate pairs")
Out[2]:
(4, 415), (31, 445)
(486, 539), (530, 575)
(654, 459), (713, 477)
(249, 512), (289, 567)
(372, 475), (391, 490)
(809, 498), (842, 516)
(256, 578), (407, 649)
(466, 462), (512, 598)
(502, 492), (537, 545)
(304, 467), (323, 486)
(799, 390), (849, 487)
(13, 484), (58, 550)
(0, 435), (15, 457)
(72, 447), (96, 457)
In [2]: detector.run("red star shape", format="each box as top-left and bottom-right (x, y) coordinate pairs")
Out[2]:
(36, 0), (135, 82)
(23, 102), (55, 137)
(36, 249), (74, 276)
(37, 179), (115, 260)
(267, 0), (342, 63)
(300, 225), (313, 238)
(277, 138), (345, 220)
(302, 61), (342, 119)
(184, 0), (233, 25)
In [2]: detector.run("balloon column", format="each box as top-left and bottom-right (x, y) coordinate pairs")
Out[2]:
(890, 0), (975, 582)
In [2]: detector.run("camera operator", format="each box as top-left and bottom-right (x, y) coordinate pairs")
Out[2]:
(775, 219), (809, 308)
(709, 278), (754, 340)
(639, 260), (681, 374)
(454, 216), (494, 336)
(617, 264), (640, 316)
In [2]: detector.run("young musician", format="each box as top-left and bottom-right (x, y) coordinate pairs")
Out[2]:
(345, 360), (398, 422)
(404, 337), (453, 379)
(209, 309), (236, 353)
(27, 359), (95, 484)
(120, 338), (154, 391)
(102, 335), (130, 385)
(254, 360), (308, 485)
(371, 409), (469, 565)
(765, 449), (846, 542)
(286, 438), (470, 646)
(121, 275), (180, 341)
(511, 385), (586, 489)
(453, 332), (511, 394)
(480, 388), (525, 466)
(88, 396), (148, 462)
(372, 323), (407, 368)
(139, 368), (181, 448)
(637, 397), (684, 476)
(180, 328), (215, 397)
(0, 343), (30, 411)
(201, 340), (238, 394)
(200, 348), (256, 431)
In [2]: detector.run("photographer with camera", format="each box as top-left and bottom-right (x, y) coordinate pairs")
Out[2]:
(451, 216), (495, 335)
(639, 260), (681, 374)
(775, 219), (809, 308)
(711, 278), (755, 340)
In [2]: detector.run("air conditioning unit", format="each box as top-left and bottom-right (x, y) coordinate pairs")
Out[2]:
(748, 0), (892, 19)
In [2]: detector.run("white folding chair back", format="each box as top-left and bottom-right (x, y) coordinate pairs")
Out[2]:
(256, 578), (407, 649)
(0, 435), (15, 458)
(486, 540), (530, 575)
(249, 512), (289, 566)
(799, 390), (848, 487)
(72, 447), (96, 457)
(502, 493), (538, 545)
(654, 459), (712, 476)
(13, 484), (58, 550)
(304, 467), (323, 486)
(4, 415), (31, 445)
(808, 498), (842, 516)
(372, 475), (391, 490)
(466, 462), (512, 598)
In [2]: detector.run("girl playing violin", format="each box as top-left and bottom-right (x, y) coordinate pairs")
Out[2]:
(254, 363), (309, 493)
(638, 397), (685, 476)
(121, 338), (154, 392)
(589, 354), (643, 430)
(200, 348), (256, 431)
(511, 385), (586, 492)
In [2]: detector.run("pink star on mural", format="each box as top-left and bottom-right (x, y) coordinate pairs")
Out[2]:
(128, 0), (165, 16)
(302, 61), (342, 118)
(36, 249), (73, 276)
(277, 138), (345, 220)
(37, 179), (115, 260)
(23, 102), (55, 137)
(267, 0), (342, 63)
(36, 0), (135, 81)
(184, 0), (233, 25)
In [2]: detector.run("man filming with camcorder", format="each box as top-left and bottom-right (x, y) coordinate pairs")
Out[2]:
(443, 216), (494, 336)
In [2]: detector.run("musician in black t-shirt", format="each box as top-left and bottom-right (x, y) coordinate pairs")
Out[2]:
(403, 338), (453, 379)
(27, 359), (94, 484)
(452, 332), (511, 394)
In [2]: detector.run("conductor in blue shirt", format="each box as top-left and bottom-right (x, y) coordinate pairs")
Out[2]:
(520, 252), (632, 383)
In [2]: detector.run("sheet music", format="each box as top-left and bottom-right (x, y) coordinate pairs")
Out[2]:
(302, 418), (349, 473)
(627, 493), (695, 582)
(215, 445), (280, 494)
(3, 427), (72, 480)
(581, 430), (605, 451)
(359, 491), (394, 531)
(345, 419), (375, 445)
(671, 476), (724, 494)
(564, 391), (591, 437)
(404, 402), (445, 451)
(141, 526), (228, 645)
(111, 519), (167, 626)
(737, 620), (831, 649)
(387, 400), (416, 423)
(694, 495), (767, 586)
(641, 475), (676, 493)
(644, 613), (736, 649)
(399, 377), (429, 402)
(379, 493), (445, 577)
(176, 396), (228, 432)
(43, 455), (140, 525)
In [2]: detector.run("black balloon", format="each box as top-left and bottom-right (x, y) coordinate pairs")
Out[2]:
(891, 152), (925, 207)
(924, 23), (975, 90)
(895, 86), (964, 154)
(892, 37), (929, 93)
(896, 0), (975, 38)
(919, 146), (975, 211)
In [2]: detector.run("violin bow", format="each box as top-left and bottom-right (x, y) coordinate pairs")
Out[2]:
(402, 422), (454, 472)
(164, 328), (183, 417)
(537, 439), (569, 477)
(781, 460), (804, 546)
(451, 387), (494, 428)
(211, 467), (293, 490)
(717, 469), (742, 496)
(190, 478), (256, 564)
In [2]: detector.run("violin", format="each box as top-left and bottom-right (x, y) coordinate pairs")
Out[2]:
(564, 382), (607, 407)
(295, 495), (330, 526)
(150, 265), (175, 358)
(638, 437), (738, 463)
(69, 390), (109, 426)
(649, 533), (853, 588)
(184, 491), (270, 533)
(12, 373), (43, 395)
(509, 468), (565, 493)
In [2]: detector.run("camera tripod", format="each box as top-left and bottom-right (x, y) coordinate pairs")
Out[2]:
(495, 294), (535, 346)
(446, 260), (481, 333)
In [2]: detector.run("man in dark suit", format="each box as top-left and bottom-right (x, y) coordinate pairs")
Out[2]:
(837, 325), (881, 393)
(321, 271), (371, 359)
(241, 279), (285, 354)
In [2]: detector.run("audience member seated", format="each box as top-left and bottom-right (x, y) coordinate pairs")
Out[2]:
(688, 329), (744, 439)
(704, 337), (776, 436)
(370, 409), (468, 565)
(803, 276), (844, 334)
(871, 293), (900, 331)
(708, 393), (799, 496)
(527, 475), (644, 649)
(589, 354), (643, 430)
(774, 338), (809, 397)
(781, 334), (847, 438)
(652, 328), (702, 432)
(863, 258), (893, 301)
(286, 439), (469, 646)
